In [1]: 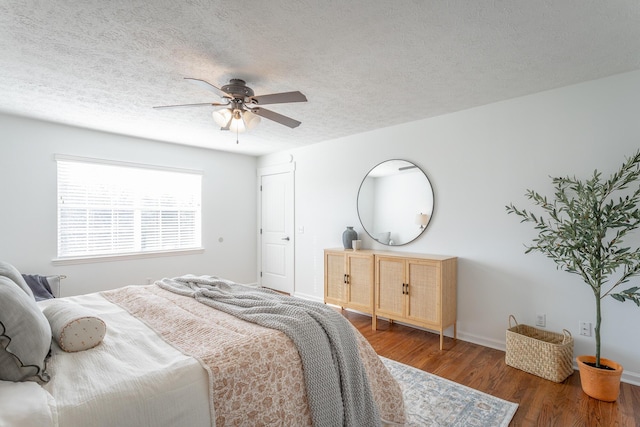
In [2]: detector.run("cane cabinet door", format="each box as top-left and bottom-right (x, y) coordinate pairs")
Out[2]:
(324, 249), (374, 315)
(375, 256), (405, 319)
(406, 259), (440, 325)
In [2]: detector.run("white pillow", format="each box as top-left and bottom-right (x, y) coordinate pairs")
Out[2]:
(0, 261), (35, 299)
(0, 276), (51, 382)
(42, 300), (106, 352)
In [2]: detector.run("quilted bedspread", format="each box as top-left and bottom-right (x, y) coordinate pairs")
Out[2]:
(102, 284), (405, 426)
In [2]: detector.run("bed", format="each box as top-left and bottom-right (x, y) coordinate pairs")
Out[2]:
(0, 262), (405, 427)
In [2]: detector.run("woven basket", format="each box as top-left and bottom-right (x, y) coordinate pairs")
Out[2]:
(505, 315), (574, 383)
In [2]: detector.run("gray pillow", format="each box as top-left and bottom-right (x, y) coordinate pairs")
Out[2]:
(0, 276), (51, 382)
(46, 275), (61, 298)
(0, 261), (35, 300)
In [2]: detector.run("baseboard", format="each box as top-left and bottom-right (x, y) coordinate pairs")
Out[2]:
(457, 331), (506, 352)
(620, 370), (640, 386)
(292, 292), (323, 303)
(457, 332), (640, 386)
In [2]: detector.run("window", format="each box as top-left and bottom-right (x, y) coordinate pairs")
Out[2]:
(56, 156), (202, 260)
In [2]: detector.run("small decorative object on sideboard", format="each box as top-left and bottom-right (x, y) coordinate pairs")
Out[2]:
(342, 226), (358, 249)
(506, 150), (640, 401)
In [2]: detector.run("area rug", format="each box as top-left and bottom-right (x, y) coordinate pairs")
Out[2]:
(382, 357), (518, 427)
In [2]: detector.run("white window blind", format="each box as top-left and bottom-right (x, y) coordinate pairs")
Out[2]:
(57, 157), (202, 259)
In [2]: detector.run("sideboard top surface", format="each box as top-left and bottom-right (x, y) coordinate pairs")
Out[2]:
(324, 248), (456, 261)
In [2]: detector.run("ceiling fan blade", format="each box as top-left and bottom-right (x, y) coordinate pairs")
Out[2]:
(251, 107), (301, 128)
(184, 78), (231, 98)
(250, 91), (307, 105)
(153, 102), (227, 109)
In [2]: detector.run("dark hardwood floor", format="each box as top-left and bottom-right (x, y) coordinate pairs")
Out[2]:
(342, 310), (640, 427)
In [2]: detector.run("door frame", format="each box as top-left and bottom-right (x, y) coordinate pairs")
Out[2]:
(257, 161), (295, 291)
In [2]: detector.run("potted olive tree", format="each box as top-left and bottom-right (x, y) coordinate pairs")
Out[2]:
(506, 150), (640, 401)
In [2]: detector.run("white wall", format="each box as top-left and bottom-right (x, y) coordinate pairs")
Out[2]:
(0, 114), (258, 296)
(260, 70), (640, 384)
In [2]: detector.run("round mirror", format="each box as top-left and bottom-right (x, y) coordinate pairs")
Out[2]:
(357, 160), (434, 246)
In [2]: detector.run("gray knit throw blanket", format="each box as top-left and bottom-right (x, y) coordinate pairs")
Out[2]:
(157, 275), (381, 427)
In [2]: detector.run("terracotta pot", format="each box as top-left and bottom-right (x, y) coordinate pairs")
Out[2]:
(576, 355), (623, 402)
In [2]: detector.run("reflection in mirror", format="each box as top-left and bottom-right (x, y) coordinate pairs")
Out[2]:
(357, 160), (434, 246)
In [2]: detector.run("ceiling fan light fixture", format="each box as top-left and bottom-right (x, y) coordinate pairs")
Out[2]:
(213, 107), (260, 133)
(212, 108), (232, 127)
(229, 116), (246, 133)
(243, 109), (261, 130)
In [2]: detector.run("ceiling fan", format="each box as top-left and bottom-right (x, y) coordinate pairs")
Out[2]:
(154, 78), (307, 139)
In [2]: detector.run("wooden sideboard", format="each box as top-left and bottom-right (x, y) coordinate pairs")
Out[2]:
(324, 249), (375, 315)
(324, 248), (457, 350)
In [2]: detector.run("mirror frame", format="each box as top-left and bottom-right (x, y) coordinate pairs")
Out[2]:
(356, 159), (434, 246)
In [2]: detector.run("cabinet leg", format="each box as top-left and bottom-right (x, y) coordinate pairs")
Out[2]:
(372, 315), (377, 331)
(439, 323), (457, 350)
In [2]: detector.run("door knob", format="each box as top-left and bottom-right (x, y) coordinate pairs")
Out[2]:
(281, 237), (290, 241)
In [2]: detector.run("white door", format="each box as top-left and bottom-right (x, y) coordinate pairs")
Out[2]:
(259, 164), (294, 294)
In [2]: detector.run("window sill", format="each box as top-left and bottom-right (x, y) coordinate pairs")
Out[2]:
(52, 248), (205, 265)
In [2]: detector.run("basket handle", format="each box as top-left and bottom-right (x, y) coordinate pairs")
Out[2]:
(508, 314), (518, 328)
(562, 329), (572, 343)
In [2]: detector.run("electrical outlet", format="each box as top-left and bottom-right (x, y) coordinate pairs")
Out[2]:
(535, 313), (546, 327)
(580, 321), (592, 337)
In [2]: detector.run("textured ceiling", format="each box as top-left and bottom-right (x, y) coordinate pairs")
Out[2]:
(1, 1), (640, 156)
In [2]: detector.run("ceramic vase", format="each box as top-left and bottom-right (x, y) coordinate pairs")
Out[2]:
(342, 226), (358, 249)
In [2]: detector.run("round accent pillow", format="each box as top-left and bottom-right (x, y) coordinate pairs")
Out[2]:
(42, 300), (106, 352)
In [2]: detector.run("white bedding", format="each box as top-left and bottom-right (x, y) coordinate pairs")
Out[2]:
(31, 293), (211, 427)
(0, 379), (57, 426)
(2, 286), (406, 426)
